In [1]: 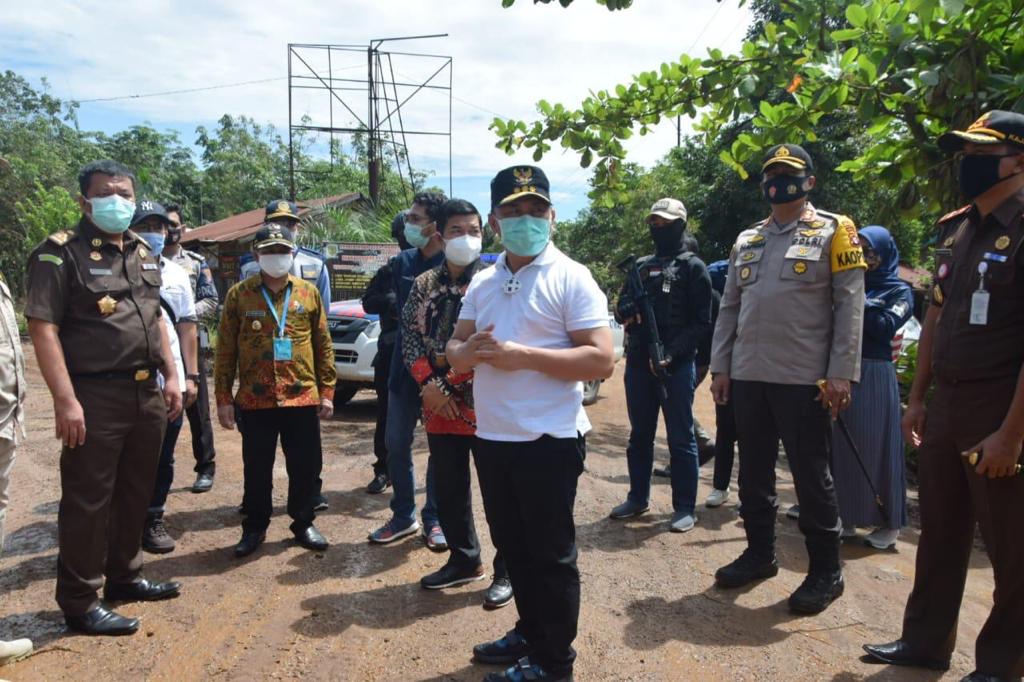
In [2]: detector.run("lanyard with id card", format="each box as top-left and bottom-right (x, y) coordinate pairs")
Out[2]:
(969, 261), (989, 326)
(261, 284), (293, 360)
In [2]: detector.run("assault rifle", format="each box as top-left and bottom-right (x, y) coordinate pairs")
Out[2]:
(616, 255), (669, 402)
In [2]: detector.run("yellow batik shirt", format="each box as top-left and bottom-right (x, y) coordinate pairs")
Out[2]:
(215, 274), (336, 409)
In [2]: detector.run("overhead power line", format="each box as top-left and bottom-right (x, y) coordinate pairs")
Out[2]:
(72, 76), (289, 104)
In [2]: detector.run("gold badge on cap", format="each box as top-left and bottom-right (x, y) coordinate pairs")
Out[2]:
(251, 319), (262, 331)
(995, 235), (1011, 250)
(740, 266), (751, 280)
(793, 261), (808, 274)
(775, 146), (791, 159)
(91, 238), (102, 248)
(97, 295), (117, 316)
(277, 200), (290, 213)
(89, 251), (102, 261)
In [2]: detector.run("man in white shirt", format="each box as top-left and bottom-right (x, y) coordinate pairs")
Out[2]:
(131, 202), (198, 555)
(447, 166), (614, 682)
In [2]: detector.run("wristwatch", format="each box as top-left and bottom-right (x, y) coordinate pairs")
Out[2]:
(187, 373), (201, 382)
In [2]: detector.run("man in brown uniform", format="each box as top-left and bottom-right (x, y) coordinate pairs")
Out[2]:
(25, 160), (184, 636)
(864, 111), (1024, 681)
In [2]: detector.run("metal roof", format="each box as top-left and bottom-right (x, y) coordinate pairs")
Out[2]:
(182, 192), (364, 244)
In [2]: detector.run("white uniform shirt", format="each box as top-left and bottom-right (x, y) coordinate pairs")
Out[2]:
(159, 258), (197, 388)
(459, 243), (609, 442)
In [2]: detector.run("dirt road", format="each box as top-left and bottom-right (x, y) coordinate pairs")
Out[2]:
(0, 348), (992, 680)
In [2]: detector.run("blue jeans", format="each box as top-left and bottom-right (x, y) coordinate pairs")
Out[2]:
(624, 356), (698, 514)
(149, 413), (185, 515)
(384, 383), (438, 528)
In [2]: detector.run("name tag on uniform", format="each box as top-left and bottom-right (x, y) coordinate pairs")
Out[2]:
(273, 337), (293, 361)
(300, 265), (319, 280)
(244, 310), (266, 318)
(89, 268), (113, 276)
(142, 263), (159, 271)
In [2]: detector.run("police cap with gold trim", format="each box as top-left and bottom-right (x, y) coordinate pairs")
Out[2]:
(938, 110), (1024, 153)
(265, 199), (300, 222)
(762, 144), (815, 173)
(490, 165), (551, 207)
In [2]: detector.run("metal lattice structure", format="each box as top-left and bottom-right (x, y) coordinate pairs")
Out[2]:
(286, 36), (452, 205)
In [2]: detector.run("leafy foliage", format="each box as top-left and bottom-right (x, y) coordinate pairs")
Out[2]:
(493, 0), (1024, 215)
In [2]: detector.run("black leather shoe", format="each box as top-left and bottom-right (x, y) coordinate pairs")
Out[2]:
(420, 562), (485, 590)
(294, 525), (328, 551)
(715, 550), (779, 588)
(313, 495), (329, 511)
(788, 570), (844, 614)
(234, 530), (266, 558)
(862, 641), (951, 671)
(104, 577), (181, 602)
(191, 472), (214, 493)
(484, 576), (514, 609)
(65, 604), (139, 636)
(366, 472), (390, 494)
(960, 672), (1016, 682)
(472, 629), (533, 665)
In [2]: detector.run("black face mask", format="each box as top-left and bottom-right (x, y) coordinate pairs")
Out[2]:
(958, 153), (1018, 200)
(650, 220), (686, 256)
(762, 174), (809, 204)
(166, 228), (182, 245)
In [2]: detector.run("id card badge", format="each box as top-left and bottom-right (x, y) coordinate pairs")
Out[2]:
(969, 291), (990, 325)
(969, 261), (989, 326)
(273, 337), (293, 361)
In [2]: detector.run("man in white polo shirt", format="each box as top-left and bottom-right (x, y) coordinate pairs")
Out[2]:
(447, 165), (614, 682)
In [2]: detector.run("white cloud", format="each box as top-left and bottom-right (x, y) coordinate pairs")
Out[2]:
(4, 0), (751, 213)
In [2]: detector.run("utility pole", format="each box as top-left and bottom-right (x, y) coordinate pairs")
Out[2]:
(367, 43), (381, 205)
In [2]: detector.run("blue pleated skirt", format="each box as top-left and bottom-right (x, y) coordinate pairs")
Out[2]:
(832, 358), (908, 529)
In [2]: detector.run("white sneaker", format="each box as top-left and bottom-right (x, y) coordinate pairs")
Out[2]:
(0, 638), (33, 666)
(865, 527), (899, 550)
(705, 488), (730, 508)
(841, 524), (858, 539)
(669, 513), (696, 533)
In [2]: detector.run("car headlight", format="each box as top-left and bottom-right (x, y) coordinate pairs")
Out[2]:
(364, 320), (381, 339)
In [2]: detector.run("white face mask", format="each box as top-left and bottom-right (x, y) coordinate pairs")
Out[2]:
(444, 234), (482, 266)
(258, 253), (294, 278)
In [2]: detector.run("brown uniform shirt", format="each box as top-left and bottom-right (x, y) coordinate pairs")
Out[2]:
(24, 217), (164, 375)
(930, 190), (1024, 383)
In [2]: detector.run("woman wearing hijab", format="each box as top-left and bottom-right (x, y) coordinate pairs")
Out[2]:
(833, 225), (913, 550)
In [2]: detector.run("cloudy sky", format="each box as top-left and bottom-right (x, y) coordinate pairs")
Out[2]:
(4, 0), (752, 218)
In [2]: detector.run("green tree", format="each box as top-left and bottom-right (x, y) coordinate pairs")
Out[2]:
(493, 0), (1024, 216)
(15, 182), (80, 247)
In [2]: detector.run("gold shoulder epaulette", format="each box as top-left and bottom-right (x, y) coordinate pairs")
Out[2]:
(938, 205), (971, 223)
(47, 229), (76, 246)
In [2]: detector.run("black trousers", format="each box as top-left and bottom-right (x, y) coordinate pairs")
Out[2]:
(475, 434), (584, 677)
(427, 433), (507, 577)
(238, 406), (322, 535)
(372, 345), (392, 476)
(902, 379), (1024, 677)
(712, 400), (738, 491)
(186, 352), (216, 476)
(732, 380), (841, 572)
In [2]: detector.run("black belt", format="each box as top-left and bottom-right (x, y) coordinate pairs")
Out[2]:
(72, 367), (159, 382)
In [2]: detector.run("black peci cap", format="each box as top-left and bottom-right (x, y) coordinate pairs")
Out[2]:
(490, 165), (551, 208)
(938, 110), (1024, 152)
(761, 144), (814, 173)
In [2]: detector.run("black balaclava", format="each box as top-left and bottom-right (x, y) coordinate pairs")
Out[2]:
(651, 219), (686, 257)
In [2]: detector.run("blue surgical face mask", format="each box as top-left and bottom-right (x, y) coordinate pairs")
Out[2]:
(499, 215), (551, 257)
(88, 194), (136, 234)
(139, 232), (166, 257)
(404, 221), (429, 249)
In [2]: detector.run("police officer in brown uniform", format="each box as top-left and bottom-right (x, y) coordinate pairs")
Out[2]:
(865, 112), (1024, 681)
(25, 160), (184, 636)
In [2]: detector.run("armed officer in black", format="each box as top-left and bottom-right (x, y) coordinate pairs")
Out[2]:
(609, 198), (712, 532)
